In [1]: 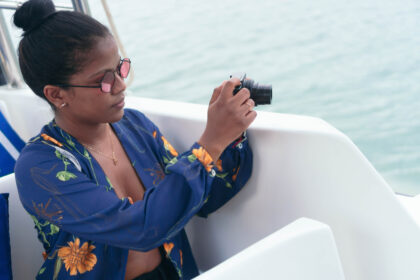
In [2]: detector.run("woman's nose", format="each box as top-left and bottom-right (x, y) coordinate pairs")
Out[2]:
(112, 73), (126, 95)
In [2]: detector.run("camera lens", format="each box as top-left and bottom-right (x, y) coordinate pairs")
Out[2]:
(242, 79), (272, 106)
(250, 83), (272, 105)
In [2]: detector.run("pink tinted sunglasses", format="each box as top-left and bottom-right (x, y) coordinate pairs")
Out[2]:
(56, 58), (131, 93)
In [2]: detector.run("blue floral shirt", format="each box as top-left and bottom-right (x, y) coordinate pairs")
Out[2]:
(14, 108), (252, 279)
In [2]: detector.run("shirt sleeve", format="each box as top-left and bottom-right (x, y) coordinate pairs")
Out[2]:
(196, 133), (253, 217)
(14, 138), (216, 252)
(140, 109), (253, 218)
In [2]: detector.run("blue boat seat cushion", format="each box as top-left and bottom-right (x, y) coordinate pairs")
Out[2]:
(0, 109), (25, 177)
(0, 193), (12, 279)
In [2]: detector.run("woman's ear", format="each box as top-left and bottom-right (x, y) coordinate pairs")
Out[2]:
(43, 85), (67, 110)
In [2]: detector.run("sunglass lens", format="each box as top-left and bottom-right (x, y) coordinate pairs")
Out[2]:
(101, 71), (114, 93)
(120, 60), (130, 78)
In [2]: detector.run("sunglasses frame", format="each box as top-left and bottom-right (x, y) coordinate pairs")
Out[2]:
(55, 58), (131, 93)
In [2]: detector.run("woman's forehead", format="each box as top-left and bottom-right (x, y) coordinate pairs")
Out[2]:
(94, 36), (119, 58)
(77, 36), (119, 77)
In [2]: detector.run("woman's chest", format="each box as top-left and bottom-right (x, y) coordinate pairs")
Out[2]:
(92, 141), (148, 202)
(107, 162), (146, 202)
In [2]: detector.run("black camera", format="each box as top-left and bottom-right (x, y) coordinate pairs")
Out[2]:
(230, 73), (272, 106)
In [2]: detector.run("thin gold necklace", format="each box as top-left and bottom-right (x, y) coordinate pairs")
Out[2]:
(82, 125), (118, 166)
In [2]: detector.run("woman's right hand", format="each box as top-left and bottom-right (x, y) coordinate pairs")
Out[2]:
(198, 78), (257, 162)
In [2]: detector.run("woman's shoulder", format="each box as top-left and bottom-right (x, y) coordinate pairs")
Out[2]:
(16, 133), (59, 166)
(14, 133), (56, 180)
(15, 121), (76, 174)
(19, 123), (54, 154)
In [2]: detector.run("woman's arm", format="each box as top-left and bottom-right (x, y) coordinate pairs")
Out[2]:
(15, 139), (217, 252)
(140, 111), (252, 218)
(197, 133), (252, 217)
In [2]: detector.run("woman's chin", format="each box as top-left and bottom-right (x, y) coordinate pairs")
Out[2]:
(108, 108), (125, 123)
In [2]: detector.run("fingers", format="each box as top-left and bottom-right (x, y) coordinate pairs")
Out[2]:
(239, 97), (254, 116)
(232, 88), (251, 107)
(209, 84), (223, 105)
(245, 109), (257, 123)
(215, 78), (255, 120)
(220, 78), (241, 101)
(211, 78), (256, 123)
(205, 78), (257, 149)
(239, 100), (257, 133)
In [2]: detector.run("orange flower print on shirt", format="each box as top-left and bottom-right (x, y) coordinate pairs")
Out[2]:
(127, 196), (134, 205)
(179, 249), (183, 267)
(161, 136), (178, 157)
(163, 242), (174, 256)
(232, 166), (240, 182)
(216, 159), (223, 172)
(192, 147), (214, 172)
(153, 131), (157, 138)
(41, 133), (63, 147)
(42, 251), (48, 261)
(58, 238), (97, 276)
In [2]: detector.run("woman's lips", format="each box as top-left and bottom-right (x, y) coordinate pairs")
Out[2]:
(112, 98), (125, 108)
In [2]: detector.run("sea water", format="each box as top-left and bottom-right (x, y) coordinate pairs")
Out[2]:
(92, 0), (420, 195)
(6, 0), (420, 195)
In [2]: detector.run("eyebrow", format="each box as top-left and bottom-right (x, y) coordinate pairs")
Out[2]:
(88, 57), (122, 79)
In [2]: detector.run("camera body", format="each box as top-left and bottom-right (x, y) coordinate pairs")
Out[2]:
(230, 72), (272, 106)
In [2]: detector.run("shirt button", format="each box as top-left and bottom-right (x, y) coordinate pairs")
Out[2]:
(237, 143), (243, 149)
(210, 169), (216, 176)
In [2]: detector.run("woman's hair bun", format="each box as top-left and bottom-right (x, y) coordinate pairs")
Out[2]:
(13, 0), (56, 33)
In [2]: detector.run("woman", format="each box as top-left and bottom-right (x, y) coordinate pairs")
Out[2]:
(13, 0), (256, 279)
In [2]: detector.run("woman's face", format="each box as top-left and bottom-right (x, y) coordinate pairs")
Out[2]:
(63, 35), (126, 125)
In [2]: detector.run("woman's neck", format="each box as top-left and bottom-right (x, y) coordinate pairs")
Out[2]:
(54, 114), (110, 146)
